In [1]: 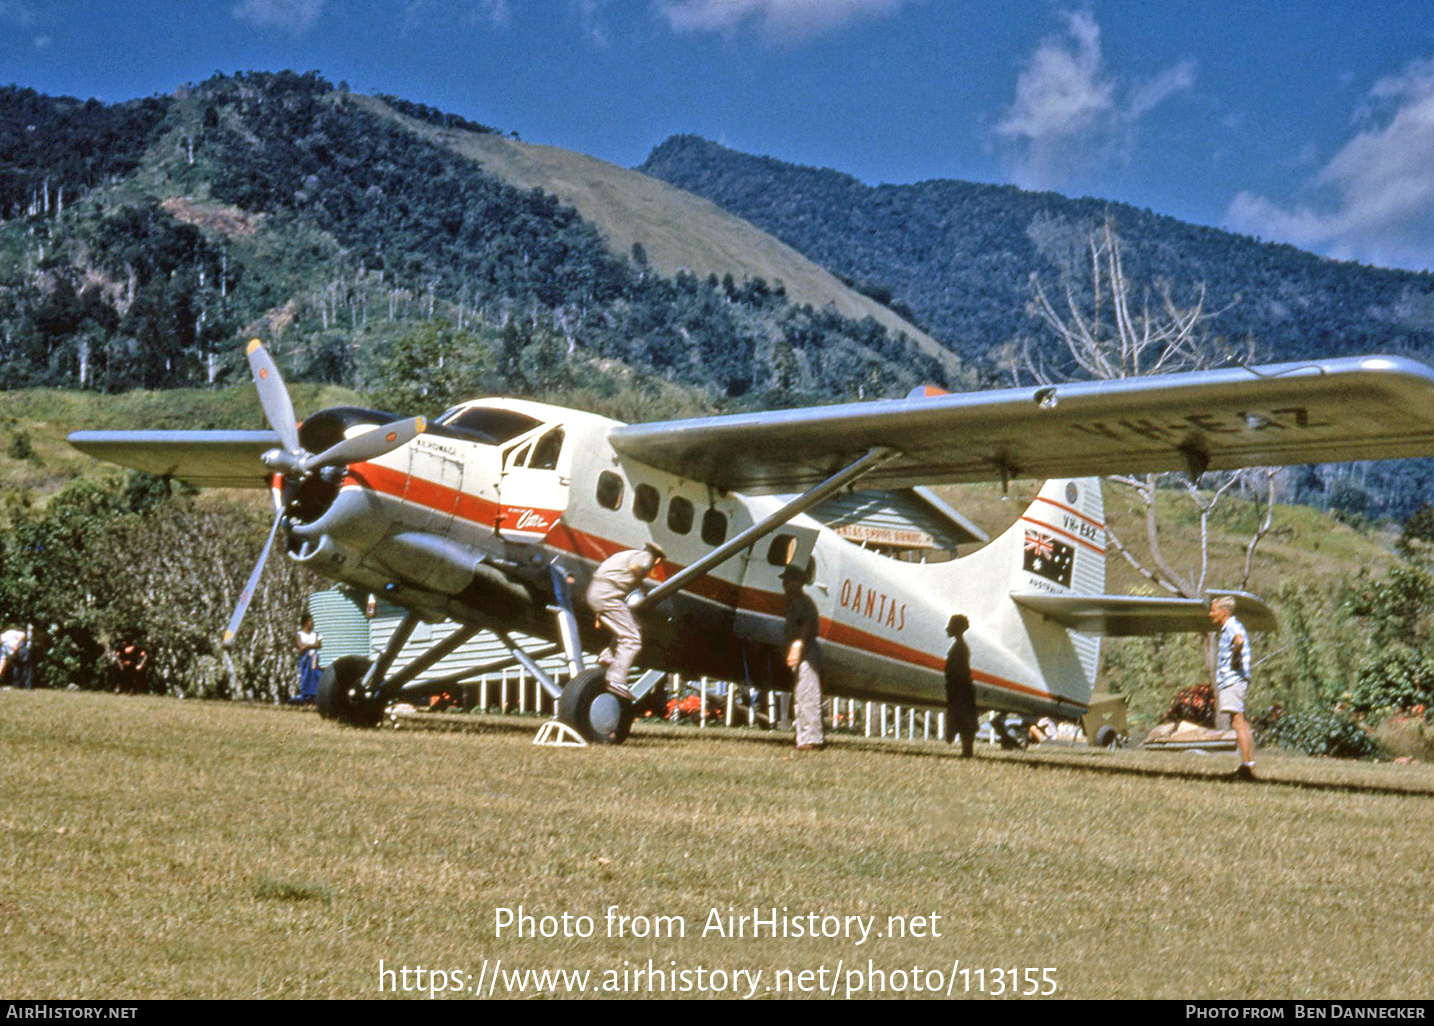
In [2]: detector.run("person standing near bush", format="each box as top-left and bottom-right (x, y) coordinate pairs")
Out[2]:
(111, 639), (149, 694)
(294, 614), (322, 704)
(1210, 596), (1256, 780)
(0, 626), (30, 688)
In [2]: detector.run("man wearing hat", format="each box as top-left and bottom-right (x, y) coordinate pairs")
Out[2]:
(944, 614), (977, 757)
(781, 562), (824, 750)
(586, 542), (666, 701)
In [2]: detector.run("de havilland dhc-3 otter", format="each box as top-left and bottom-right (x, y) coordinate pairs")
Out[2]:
(66, 343), (1434, 745)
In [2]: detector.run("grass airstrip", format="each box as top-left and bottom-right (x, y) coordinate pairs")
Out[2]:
(2, 689), (1432, 1000)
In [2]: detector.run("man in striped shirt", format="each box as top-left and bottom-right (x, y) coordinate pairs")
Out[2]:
(1210, 596), (1256, 780)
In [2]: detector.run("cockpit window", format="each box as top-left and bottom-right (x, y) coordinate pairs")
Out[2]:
(440, 407), (544, 445)
(507, 441), (533, 469)
(529, 428), (564, 470)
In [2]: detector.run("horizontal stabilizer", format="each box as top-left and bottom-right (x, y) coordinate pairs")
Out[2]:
(1011, 588), (1276, 636)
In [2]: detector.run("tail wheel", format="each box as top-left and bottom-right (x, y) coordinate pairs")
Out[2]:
(558, 667), (634, 745)
(316, 656), (385, 728)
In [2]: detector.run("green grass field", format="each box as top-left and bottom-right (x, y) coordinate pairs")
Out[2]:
(2, 690), (1431, 1000)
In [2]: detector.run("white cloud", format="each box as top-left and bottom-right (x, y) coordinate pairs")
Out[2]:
(655, 0), (918, 43)
(0, 1), (37, 27)
(400, 0), (510, 35)
(231, 0), (325, 34)
(575, 0), (608, 47)
(1226, 57), (1434, 271)
(994, 9), (1195, 191)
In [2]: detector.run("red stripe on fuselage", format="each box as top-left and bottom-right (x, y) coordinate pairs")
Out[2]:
(340, 462), (1061, 704)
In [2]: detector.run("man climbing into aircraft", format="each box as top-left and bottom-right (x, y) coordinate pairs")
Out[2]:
(587, 542), (666, 701)
(1210, 596), (1256, 780)
(782, 563), (824, 751)
(944, 614), (977, 758)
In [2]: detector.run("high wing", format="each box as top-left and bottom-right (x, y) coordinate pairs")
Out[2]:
(66, 430), (279, 489)
(1011, 589), (1277, 636)
(608, 355), (1434, 493)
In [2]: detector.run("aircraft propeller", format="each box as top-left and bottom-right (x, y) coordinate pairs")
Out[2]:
(223, 340), (426, 647)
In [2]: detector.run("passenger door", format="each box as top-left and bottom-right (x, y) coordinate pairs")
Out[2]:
(496, 425), (569, 542)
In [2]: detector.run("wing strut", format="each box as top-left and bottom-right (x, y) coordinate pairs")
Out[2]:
(635, 446), (899, 610)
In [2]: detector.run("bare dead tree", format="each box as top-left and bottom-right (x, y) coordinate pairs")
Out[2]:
(1017, 216), (1275, 603)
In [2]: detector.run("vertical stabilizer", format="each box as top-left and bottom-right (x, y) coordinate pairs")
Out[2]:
(919, 478), (1106, 711)
(1015, 478), (1105, 688)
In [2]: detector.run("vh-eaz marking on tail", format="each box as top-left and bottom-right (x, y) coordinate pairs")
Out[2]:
(69, 347), (1434, 744)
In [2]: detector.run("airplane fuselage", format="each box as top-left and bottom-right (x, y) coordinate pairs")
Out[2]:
(284, 398), (1099, 721)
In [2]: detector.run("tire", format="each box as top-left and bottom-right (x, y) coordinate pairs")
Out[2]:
(558, 666), (634, 745)
(1093, 724), (1120, 748)
(316, 656), (385, 728)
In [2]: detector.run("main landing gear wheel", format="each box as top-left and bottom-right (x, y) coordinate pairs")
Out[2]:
(316, 656), (385, 728)
(558, 667), (634, 745)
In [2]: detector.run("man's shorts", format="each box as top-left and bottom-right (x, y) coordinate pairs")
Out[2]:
(1217, 678), (1248, 715)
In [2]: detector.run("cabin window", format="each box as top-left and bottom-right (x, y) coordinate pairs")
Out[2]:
(633, 484), (660, 523)
(596, 471), (624, 511)
(701, 508), (728, 546)
(767, 534), (797, 567)
(667, 496), (694, 535)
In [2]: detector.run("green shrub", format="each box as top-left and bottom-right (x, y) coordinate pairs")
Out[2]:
(6, 430), (33, 461)
(1263, 708), (1379, 759)
(1348, 646), (1434, 717)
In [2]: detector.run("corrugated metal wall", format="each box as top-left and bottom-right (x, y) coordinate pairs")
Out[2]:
(306, 589), (370, 665)
(308, 588), (567, 690)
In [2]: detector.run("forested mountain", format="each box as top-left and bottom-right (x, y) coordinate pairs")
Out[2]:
(640, 134), (1434, 518)
(7, 75), (1434, 516)
(0, 73), (953, 419)
(640, 135), (1434, 369)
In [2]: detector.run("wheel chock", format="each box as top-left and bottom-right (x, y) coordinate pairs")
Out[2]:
(533, 719), (588, 747)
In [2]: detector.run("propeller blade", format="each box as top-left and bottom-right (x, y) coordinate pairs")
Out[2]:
(302, 416), (427, 472)
(245, 340), (300, 455)
(222, 511), (283, 649)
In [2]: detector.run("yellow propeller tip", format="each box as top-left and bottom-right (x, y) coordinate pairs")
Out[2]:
(246, 339), (263, 354)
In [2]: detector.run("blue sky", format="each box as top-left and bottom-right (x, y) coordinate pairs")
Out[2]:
(4, 0), (1433, 271)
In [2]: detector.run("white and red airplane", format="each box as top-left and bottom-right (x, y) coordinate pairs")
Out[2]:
(69, 344), (1434, 744)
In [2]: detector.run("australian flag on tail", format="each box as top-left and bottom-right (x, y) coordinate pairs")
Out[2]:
(1024, 529), (1074, 588)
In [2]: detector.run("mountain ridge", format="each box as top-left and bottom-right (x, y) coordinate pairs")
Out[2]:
(638, 134), (1434, 371)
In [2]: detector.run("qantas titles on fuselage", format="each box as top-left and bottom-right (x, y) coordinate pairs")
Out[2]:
(838, 578), (907, 632)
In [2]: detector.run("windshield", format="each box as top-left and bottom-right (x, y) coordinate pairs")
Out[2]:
(438, 407), (544, 446)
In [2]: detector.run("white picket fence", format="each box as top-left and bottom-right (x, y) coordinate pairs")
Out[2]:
(432, 666), (949, 742)
(318, 592), (949, 742)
